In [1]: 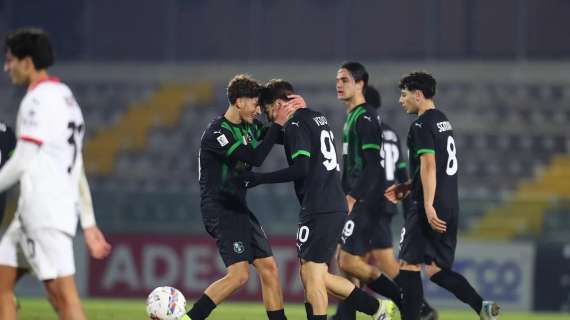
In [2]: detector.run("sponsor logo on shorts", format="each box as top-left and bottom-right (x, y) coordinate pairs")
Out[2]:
(233, 241), (245, 254)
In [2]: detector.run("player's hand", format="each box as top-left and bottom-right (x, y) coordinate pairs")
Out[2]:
(238, 171), (260, 188)
(284, 94), (306, 117)
(272, 103), (289, 126)
(425, 205), (447, 233)
(84, 226), (112, 259)
(384, 183), (411, 203)
(346, 194), (357, 214)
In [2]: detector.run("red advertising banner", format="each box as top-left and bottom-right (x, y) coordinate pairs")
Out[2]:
(89, 234), (317, 302)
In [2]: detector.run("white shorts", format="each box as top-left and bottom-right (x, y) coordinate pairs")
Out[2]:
(0, 219), (75, 280)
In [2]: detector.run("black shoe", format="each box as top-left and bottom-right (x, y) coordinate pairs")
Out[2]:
(419, 303), (438, 320)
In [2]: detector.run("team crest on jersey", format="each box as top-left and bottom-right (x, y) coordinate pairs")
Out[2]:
(233, 241), (245, 254)
(217, 134), (229, 147)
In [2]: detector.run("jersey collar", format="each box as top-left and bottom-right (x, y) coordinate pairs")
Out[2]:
(29, 76), (61, 91)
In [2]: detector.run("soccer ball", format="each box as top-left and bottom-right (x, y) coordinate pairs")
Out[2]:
(146, 286), (187, 320)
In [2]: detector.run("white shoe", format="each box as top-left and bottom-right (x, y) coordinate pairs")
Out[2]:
(480, 301), (500, 320)
(372, 298), (397, 320)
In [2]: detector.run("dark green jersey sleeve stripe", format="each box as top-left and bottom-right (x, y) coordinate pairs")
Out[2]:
(416, 148), (435, 155)
(291, 150), (311, 159)
(226, 141), (242, 157)
(397, 162), (408, 169)
(362, 144), (381, 151)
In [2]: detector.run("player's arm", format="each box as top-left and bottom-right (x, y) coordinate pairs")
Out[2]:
(240, 115), (311, 187)
(77, 154), (112, 259)
(347, 116), (384, 211)
(228, 122), (282, 166)
(0, 140), (40, 192)
(413, 118), (447, 233)
(420, 153), (446, 233)
(241, 154), (310, 187)
(228, 103), (290, 166)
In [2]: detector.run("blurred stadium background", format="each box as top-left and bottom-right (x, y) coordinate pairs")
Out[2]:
(1, 0), (569, 318)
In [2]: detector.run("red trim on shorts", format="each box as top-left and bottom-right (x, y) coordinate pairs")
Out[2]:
(20, 136), (43, 146)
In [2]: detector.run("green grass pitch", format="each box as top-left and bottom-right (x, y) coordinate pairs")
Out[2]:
(17, 298), (569, 320)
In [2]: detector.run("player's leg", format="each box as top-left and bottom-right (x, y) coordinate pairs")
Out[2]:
(426, 262), (498, 319)
(186, 214), (255, 320)
(21, 228), (86, 320)
(186, 261), (250, 320)
(43, 276), (86, 320)
(250, 212), (287, 319)
(330, 245), (357, 320)
(300, 260), (329, 318)
(395, 203), (430, 320)
(0, 219), (44, 319)
(253, 257), (286, 319)
(324, 271), (388, 318)
(0, 265), (18, 320)
(339, 206), (403, 308)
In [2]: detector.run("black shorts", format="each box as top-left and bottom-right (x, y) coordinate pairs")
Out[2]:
(203, 210), (273, 268)
(398, 201), (458, 269)
(296, 212), (345, 264)
(340, 201), (394, 256)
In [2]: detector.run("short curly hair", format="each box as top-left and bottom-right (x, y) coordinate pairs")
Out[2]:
(4, 27), (54, 70)
(399, 71), (436, 99)
(227, 74), (261, 105)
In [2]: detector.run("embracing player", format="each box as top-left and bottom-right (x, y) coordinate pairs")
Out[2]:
(182, 75), (291, 320)
(385, 71), (500, 320)
(242, 79), (392, 320)
(0, 28), (111, 320)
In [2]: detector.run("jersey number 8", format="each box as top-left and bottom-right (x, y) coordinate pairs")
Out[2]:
(446, 136), (458, 176)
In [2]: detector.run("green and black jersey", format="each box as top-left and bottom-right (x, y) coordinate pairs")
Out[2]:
(341, 103), (383, 200)
(283, 108), (346, 217)
(199, 117), (265, 216)
(407, 108), (459, 209)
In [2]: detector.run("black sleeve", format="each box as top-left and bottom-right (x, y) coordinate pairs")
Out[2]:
(395, 136), (409, 183)
(349, 148), (384, 199)
(412, 119), (435, 156)
(356, 115), (382, 152)
(259, 125), (284, 145)
(284, 119), (312, 161)
(229, 123), (282, 166)
(0, 125), (17, 168)
(251, 156), (310, 185)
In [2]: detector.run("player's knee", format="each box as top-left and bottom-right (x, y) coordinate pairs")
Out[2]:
(425, 263), (442, 278)
(257, 260), (279, 282)
(228, 269), (250, 287)
(337, 251), (357, 273)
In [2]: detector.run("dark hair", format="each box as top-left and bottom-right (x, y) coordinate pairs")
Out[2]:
(4, 27), (54, 70)
(340, 61), (369, 92)
(398, 71), (436, 99)
(259, 79), (295, 110)
(227, 74), (261, 105)
(364, 85), (382, 109)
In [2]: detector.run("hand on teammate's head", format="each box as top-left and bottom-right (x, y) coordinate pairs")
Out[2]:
(272, 102), (289, 126)
(284, 94), (306, 113)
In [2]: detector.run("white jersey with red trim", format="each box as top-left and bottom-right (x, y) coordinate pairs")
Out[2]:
(15, 78), (85, 236)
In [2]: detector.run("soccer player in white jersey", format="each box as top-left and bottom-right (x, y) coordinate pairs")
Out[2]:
(0, 28), (111, 320)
